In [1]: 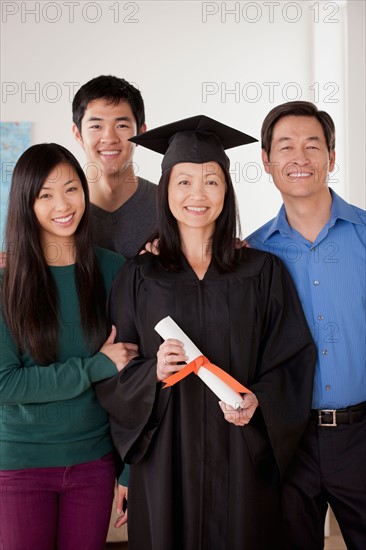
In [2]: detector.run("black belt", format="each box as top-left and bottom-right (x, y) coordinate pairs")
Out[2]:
(311, 401), (366, 427)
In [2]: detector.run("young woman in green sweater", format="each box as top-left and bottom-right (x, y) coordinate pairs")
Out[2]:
(0, 143), (136, 550)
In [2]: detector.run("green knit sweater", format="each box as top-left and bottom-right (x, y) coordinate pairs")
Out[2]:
(0, 247), (124, 470)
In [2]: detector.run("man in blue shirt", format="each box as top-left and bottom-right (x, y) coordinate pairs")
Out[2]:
(247, 101), (366, 550)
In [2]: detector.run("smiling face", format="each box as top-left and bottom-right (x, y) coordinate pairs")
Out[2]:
(262, 115), (335, 201)
(168, 162), (226, 236)
(72, 98), (145, 179)
(33, 163), (85, 250)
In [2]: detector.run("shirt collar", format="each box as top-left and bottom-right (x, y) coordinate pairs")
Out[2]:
(262, 204), (290, 242)
(262, 188), (363, 243)
(328, 188), (364, 225)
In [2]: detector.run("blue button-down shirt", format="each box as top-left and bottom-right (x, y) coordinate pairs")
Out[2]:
(247, 189), (366, 409)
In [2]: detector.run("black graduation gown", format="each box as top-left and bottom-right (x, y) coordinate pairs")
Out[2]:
(96, 249), (315, 550)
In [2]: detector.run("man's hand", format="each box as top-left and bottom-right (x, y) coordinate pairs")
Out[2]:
(0, 252), (6, 269)
(139, 238), (160, 255)
(114, 484), (128, 528)
(235, 239), (250, 249)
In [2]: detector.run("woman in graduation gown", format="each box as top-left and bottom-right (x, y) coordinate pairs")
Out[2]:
(95, 115), (316, 550)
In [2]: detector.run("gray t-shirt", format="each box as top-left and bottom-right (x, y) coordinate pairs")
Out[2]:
(91, 177), (157, 259)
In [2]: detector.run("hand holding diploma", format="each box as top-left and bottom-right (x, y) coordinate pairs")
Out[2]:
(155, 316), (254, 412)
(156, 339), (189, 381)
(219, 393), (259, 426)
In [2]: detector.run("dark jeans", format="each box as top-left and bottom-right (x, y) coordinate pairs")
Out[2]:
(282, 415), (366, 550)
(0, 453), (116, 550)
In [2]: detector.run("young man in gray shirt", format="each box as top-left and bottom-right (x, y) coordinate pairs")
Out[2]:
(72, 75), (157, 259)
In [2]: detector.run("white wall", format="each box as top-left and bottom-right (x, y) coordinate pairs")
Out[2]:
(1, 0), (365, 236)
(346, 0), (366, 207)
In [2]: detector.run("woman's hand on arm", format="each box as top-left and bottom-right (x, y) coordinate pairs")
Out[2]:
(156, 339), (188, 382)
(219, 392), (259, 426)
(114, 484), (128, 528)
(99, 325), (139, 373)
(0, 319), (126, 404)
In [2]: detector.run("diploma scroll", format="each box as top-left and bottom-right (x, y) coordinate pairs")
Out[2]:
(154, 316), (250, 409)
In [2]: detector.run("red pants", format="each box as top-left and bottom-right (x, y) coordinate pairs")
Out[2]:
(0, 453), (116, 550)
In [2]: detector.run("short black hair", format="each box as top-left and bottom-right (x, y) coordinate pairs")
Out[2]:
(72, 75), (145, 133)
(261, 101), (335, 157)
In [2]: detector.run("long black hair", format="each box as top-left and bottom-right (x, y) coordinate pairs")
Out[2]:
(1, 143), (107, 364)
(155, 162), (241, 272)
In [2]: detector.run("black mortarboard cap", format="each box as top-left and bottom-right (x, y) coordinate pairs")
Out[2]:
(129, 115), (258, 171)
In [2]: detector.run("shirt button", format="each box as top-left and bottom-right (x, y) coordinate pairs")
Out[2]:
(313, 280), (320, 286)
(310, 247), (316, 252)
(322, 349), (328, 355)
(325, 385), (331, 391)
(317, 315), (324, 321)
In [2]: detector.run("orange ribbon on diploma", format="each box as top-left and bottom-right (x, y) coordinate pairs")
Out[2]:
(155, 317), (252, 409)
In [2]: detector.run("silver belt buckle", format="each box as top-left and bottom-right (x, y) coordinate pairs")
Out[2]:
(318, 409), (337, 427)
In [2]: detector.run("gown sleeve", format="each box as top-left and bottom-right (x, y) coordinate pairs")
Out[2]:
(95, 258), (172, 464)
(247, 253), (316, 478)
